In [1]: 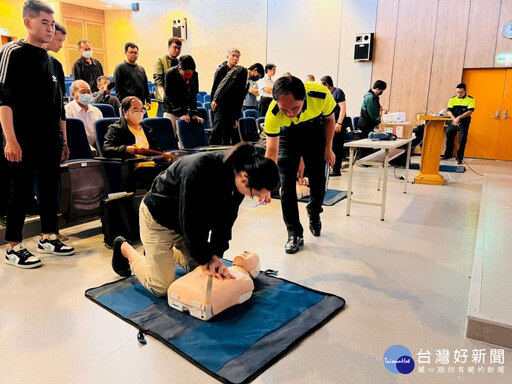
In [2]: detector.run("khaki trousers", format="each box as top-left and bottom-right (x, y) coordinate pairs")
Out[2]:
(131, 201), (198, 297)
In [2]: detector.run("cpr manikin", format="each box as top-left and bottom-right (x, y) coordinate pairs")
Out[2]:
(167, 251), (260, 321)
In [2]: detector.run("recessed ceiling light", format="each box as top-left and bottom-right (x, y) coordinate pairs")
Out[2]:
(106, 4), (112, 7)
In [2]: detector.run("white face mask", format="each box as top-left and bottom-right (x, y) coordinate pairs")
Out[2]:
(78, 93), (93, 105)
(82, 50), (93, 59)
(127, 111), (144, 124)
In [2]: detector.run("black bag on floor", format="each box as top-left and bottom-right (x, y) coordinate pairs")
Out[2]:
(100, 193), (140, 246)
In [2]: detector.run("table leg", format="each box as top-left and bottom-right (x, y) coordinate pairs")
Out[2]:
(404, 141), (411, 193)
(380, 149), (390, 221)
(346, 147), (355, 216)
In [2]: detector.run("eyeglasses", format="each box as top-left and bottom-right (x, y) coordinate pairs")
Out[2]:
(127, 51), (139, 55)
(129, 108), (146, 113)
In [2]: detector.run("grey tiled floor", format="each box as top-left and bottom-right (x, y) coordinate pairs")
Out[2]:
(1, 158), (511, 383)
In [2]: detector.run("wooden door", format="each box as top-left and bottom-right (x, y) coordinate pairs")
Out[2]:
(462, 69), (505, 159)
(495, 70), (512, 160)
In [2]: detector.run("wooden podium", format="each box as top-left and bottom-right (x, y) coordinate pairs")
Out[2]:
(414, 114), (452, 185)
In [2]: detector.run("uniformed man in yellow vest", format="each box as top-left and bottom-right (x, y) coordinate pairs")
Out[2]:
(442, 83), (475, 164)
(264, 75), (336, 253)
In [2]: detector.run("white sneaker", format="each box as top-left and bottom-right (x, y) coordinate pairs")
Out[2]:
(38, 234), (75, 256)
(5, 243), (42, 269)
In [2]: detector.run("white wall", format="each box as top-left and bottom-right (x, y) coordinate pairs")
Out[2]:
(337, 0), (377, 118)
(104, 0), (267, 92)
(267, 0), (377, 119)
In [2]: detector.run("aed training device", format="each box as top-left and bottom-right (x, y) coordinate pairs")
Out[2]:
(354, 33), (374, 61)
(168, 251), (260, 321)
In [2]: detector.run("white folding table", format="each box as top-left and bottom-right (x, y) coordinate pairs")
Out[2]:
(345, 137), (414, 221)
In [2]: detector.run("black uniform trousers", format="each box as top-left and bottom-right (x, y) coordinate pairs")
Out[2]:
(444, 122), (470, 161)
(5, 145), (61, 242)
(331, 131), (345, 173)
(210, 108), (240, 145)
(278, 117), (327, 237)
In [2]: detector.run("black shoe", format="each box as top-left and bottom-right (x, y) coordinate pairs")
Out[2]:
(309, 217), (322, 237)
(440, 155), (451, 160)
(329, 170), (341, 177)
(456, 158), (463, 164)
(285, 236), (304, 254)
(112, 236), (131, 277)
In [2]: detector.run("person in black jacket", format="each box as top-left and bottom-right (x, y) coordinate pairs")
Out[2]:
(72, 39), (104, 93)
(113, 42), (151, 114)
(210, 47), (241, 99)
(103, 96), (168, 189)
(111, 143), (280, 298)
(163, 55), (203, 139)
(1, 0), (75, 269)
(210, 63), (264, 145)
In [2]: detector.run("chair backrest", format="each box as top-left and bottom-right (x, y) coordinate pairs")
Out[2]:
(197, 101), (204, 109)
(203, 101), (211, 111)
(65, 118), (93, 160)
(257, 116), (265, 132)
(203, 94), (211, 103)
(142, 117), (179, 150)
(92, 103), (116, 118)
(197, 107), (210, 129)
(238, 117), (260, 142)
(177, 119), (209, 148)
(352, 116), (359, 130)
(94, 117), (119, 156)
(196, 94), (204, 103)
(243, 109), (259, 119)
(344, 115), (353, 131)
(198, 91), (207, 97)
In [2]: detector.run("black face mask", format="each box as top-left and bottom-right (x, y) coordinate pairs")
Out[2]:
(250, 75), (260, 81)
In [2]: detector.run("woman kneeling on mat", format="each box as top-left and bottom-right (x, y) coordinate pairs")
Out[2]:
(111, 143), (279, 297)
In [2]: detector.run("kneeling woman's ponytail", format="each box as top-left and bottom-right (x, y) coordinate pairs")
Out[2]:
(224, 142), (280, 191)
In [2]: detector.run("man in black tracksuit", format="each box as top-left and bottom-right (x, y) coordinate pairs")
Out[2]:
(1, 1), (74, 269)
(209, 63), (263, 145)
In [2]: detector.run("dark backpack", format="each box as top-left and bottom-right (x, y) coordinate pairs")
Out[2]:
(100, 193), (140, 246)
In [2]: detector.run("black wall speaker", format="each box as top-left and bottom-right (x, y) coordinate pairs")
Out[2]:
(354, 33), (374, 61)
(131, 3), (139, 12)
(172, 18), (188, 40)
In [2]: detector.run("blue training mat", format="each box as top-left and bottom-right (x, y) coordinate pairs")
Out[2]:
(272, 189), (349, 206)
(85, 262), (345, 384)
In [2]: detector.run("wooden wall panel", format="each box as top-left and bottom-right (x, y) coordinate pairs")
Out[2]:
(61, 3), (105, 23)
(389, 0), (438, 121)
(371, 0), (399, 110)
(464, 0), (501, 68)
(495, 0), (512, 67)
(427, 0), (471, 114)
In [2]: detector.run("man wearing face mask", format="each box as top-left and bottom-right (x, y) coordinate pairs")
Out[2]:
(209, 63), (264, 145)
(72, 39), (104, 93)
(65, 80), (103, 152)
(163, 55), (203, 139)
